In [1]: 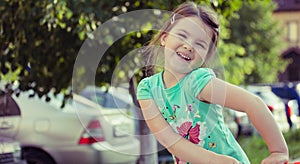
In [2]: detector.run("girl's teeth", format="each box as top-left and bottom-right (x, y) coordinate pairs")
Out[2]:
(177, 52), (191, 61)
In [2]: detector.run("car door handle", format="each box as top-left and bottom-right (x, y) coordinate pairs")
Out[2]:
(0, 121), (14, 129)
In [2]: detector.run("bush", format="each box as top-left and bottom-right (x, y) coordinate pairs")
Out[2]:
(284, 129), (300, 159)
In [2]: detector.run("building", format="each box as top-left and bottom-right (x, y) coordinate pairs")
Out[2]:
(273, 0), (300, 82)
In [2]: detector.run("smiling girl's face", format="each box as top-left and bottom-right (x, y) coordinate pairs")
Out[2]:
(160, 16), (213, 75)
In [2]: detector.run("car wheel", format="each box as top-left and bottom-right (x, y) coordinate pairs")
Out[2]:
(22, 148), (55, 164)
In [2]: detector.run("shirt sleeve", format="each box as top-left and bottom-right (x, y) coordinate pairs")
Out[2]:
(188, 68), (215, 98)
(136, 77), (153, 100)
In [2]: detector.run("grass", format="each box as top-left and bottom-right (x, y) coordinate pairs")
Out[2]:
(158, 129), (300, 164)
(238, 129), (300, 163)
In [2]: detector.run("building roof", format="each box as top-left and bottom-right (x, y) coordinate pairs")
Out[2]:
(282, 47), (300, 58)
(274, 0), (300, 12)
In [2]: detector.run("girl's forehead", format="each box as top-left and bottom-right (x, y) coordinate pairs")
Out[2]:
(169, 16), (213, 39)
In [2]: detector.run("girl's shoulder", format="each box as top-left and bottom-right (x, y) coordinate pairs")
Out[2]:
(147, 72), (162, 79)
(138, 72), (163, 87)
(186, 68), (215, 79)
(136, 72), (164, 100)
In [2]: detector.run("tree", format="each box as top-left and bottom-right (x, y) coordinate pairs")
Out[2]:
(224, 0), (288, 84)
(1, 0), (244, 96)
(0, 0), (115, 99)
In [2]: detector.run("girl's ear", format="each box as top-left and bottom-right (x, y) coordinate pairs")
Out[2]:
(160, 33), (167, 46)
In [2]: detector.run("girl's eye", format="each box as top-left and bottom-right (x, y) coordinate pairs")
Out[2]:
(177, 33), (186, 39)
(196, 43), (205, 49)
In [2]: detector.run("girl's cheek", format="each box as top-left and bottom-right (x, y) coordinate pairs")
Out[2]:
(195, 52), (207, 61)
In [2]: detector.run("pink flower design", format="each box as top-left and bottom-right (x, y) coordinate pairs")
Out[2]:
(175, 156), (187, 164)
(176, 121), (192, 137)
(176, 121), (200, 144)
(189, 123), (200, 144)
(175, 121), (200, 164)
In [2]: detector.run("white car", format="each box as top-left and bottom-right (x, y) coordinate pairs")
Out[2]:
(288, 99), (300, 129)
(79, 85), (140, 135)
(0, 89), (140, 164)
(222, 108), (239, 138)
(245, 85), (290, 133)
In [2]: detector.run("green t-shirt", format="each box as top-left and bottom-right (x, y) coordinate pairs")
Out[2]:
(137, 68), (250, 164)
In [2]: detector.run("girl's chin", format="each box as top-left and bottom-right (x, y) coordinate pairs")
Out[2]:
(165, 58), (200, 74)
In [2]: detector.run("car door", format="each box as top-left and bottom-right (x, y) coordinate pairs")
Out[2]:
(0, 91), (21, 138)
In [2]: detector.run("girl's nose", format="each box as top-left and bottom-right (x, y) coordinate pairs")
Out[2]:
(183, 43), (194, 52)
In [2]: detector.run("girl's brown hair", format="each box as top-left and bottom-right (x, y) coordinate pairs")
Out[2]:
(143, 2), (219, 77)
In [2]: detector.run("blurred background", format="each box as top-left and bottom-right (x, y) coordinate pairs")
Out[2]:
(1, 0), (300, 164)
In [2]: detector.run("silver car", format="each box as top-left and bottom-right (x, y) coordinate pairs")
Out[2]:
(0, 89), (140, 164)
(222, 108), (239, 138)
(225, 85), (290, 137)
(287, 99), (300, 129)
(79, 86), (140, 134)
(245, 85), (290, 133)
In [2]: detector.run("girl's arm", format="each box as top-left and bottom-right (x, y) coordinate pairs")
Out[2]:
(138, 99), (240, 164)
(198, 77), (289, 163)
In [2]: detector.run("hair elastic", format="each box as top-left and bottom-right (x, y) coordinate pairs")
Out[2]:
(171, 14), (175, 24)
(215, 27), (220, 33)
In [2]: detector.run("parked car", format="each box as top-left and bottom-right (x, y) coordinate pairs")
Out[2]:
(234, 110), (254, 137)
(0, 90), (24, 164)
(0, 88), (140, 164)
(222, 85), (289, 138)
(80, 85), (174, 163)
(287, 99), (300, 129)
(79, 85), (140, 135)
(223, 108), (239, 138)
(271, 82), (300, 128)
(0, 137), (24, 164)
(245, 85), (290, 133)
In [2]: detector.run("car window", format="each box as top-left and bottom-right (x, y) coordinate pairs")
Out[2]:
(65, 98), (94, 110)
(81, 91), (129, 109)
(255, 91), (281, 105)
(96, 92), (129, 108)
(0, 92), (21, 117)
(45, 92), (99, 112)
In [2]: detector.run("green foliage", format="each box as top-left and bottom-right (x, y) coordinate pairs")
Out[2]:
(283, 129), (300, 159)
(225, 0), (288, 84)
(238, 135), (269, 163)
(0, 0), (78, 98)
(0, 0), (285, 99)
(0, 0), (243, 97)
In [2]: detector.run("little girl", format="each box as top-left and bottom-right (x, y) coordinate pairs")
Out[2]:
(136, 2), (288, 164)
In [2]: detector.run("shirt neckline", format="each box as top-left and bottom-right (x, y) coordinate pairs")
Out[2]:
(159, 71), (187, 94)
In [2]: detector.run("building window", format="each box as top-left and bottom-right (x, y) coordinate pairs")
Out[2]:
(287, 21), (299, 43)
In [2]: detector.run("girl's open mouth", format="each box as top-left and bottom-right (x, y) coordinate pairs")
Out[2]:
(176, 51), (191, 62)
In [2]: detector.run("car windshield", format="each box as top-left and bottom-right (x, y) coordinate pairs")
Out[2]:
(65, 98), (91, 110)
(80, 90), (130, 109)
(46, 93), (95, 111)
(255, 91), (281, 105)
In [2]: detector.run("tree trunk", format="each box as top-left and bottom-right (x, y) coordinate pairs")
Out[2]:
(129, 77), (158, 164)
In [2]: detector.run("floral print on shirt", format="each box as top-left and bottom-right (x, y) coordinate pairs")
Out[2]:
(166, 104), (208, 164)
(176, 121), (200, 144)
